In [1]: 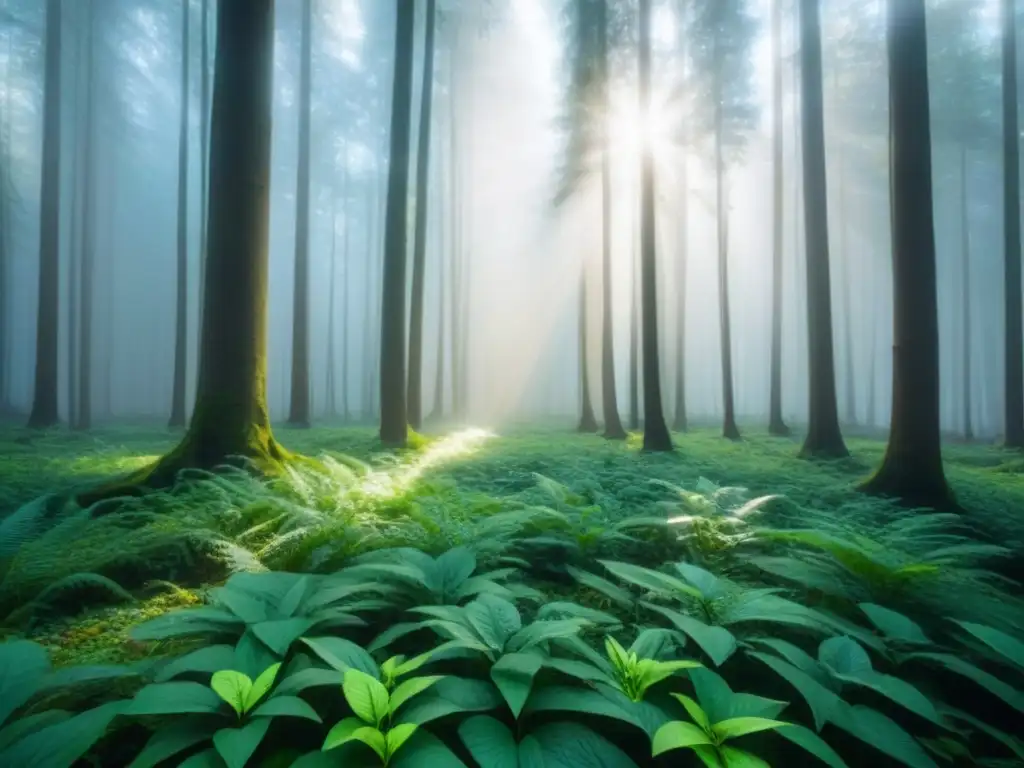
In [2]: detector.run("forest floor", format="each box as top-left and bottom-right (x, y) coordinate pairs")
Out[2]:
(2, 421), (1024, 667)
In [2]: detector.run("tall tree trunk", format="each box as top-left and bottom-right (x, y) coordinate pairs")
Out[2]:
(407, 0), (438, 431)
(837, 144), (857, 426)
(448, 53), (463, 421)
(198, 0), (211, 339)
(629, 216), (639, 431)
(0, 23), (11, 411)
(28, 0), (63, 429)
(1003, 0), (1024, 447)
(67, 42), (83, 428)
(80, 0), (286, 504)
(859, 0), (953, 508)
(326, 195), (337, 418)
(429, 141), (446, 422)
(960, 144), (973, 441)
(379, 0), (416, 446)
(341, 162), (351, 421)
(866, 278), (877, 428)
(768, 0), (789, 436)
(638, 0), (671, 451)
(362, 180), (376, 419)
(288, 0), (313, 426)
(76, 0), (97, 431)
(672, 7), (689, 435)
(169, 0), (190, 428)
(798, 0), (848, 458)
(577, 266), (598, 431)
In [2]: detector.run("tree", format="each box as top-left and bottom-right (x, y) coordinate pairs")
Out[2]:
(169, 0), (190, 428)
(326, 194), (338, 418)
(379, 0), (417, 446)
(80, 0), (288, 503)
(1002, 0), (1023, 447)
(638, 0), (671, 451)
(288, 0), (313, 427)
(797, 0), (847, 458)
(197, 0), (211, 336)
(577, 267), (599, 431)
(859, 0), (953, 508)
(27, 0), (62, 429)
(768, 0), (788, 436)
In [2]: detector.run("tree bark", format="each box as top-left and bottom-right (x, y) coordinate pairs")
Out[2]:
(638, 0), (672, 452)
(197, 0), (211, 340)
(326, 195), (337, 418)
(341, 162), (351, 421)
(768, 0), (789, 436)
(859, 0), (954, 509)
(629, 216), (639, 431)
(577, 266), (599, 431)
(76, 0), (97, 431)
(798, 0), (848, 458)
(379, 0), (416, 446)
(1002, 0), (1024, 447)
(288, 0), (313, 426)
(837, 143), (857, 426)
(960, 144), (973, 440)
(407, 0), (438, 431)
(28, 0), (62, 429)
(169, 0), (190, 428)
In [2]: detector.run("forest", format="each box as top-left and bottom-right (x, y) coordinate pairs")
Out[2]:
(0, 0), (1023, 766)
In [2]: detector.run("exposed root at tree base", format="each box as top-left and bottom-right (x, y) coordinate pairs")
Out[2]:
(857, 470), (962, 514)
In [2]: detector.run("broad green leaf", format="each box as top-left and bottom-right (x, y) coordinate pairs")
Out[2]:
(630, 628), (686, 660)
(694, 744), (725, 767)
(955, 621), (1024, 671)
(322, 717), (386, 760)
(0, 700), (125, 768)
(858, 604), (930, 645)
(905, 652), (1024, 713)
(635, 659), (702, 696)
(712, 717), (789, 740)
(818, 637), (872, 678)
(719, 745), (770, 767)
(389, 675), (444, 714)
(209, 586), (270, 624)
(776, 723), (849, 767)
(941, 706), (1024, 762)
(747, 651), (841, 731)
(276, 576), (310, 618)
(507, 619), (588, 653)
(177, 749), (222, 768)
(567, 566), (636, 608)
(544, 656), (615, 686)
(599, 560), (702, 599)
(832, 704), (938, 768)
(213, 719), (271, 768)
(749, 638), (828, 683)
(396, 677), (503, 725)
(652, 721), (714, 755)
(251, 695), (322, 722)
(538, 602), (622, 626)
(464, 595), (522, 650)
(390, 729), (468, 767)
(605, 636), (632, 673)
(525, 685), (648, 733)
(271, 667), (341, 698)
(128, 682), (225, 716)
(671, 693), (711, 731)
(844, 672), (942, 726)
(234, 630), (278, 680)
(690, 668), (787, 722)
(385, 723), (419, 759)
(343, 668), (390, 726)
(155, 645), (237, 683)
(0, 710), (71, 753)
(458, 716), (518, 768)
(252, 618), (317, 657)
(244, 663), (281, 712)
(127, 718), (217, 768)
(646, 605), (737, 666)
(435, 547), (478, 597)
(0, 640), (50, 728)
(211, 671), (252, 716)
(529, 721), (642, 767)
(302, 637), (379, 678)
(131, 608), (243, 642)
(491, 652), (543, 718)
(368, 622), (427, 653)
(673, 563), (726, 599)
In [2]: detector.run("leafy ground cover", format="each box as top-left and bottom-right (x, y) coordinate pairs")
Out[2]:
(0, 422), (1023, 766)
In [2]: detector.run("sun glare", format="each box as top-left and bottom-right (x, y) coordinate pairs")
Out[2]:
(606, 85), (679, 165)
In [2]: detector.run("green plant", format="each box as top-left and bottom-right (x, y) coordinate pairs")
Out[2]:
(459, 716), (639, 766)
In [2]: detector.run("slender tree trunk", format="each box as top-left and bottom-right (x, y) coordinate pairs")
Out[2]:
(341, 163), (351, 421)
(629, 216), (639, 431)
(1003, 0), (1024, 447)
(638, 0), (671, 451)
(429, 163), (446, 422)
(67, 44), (83, 428)
(407, 0), (437, 431)
(288, 0), (313, 426)
(960, 144), (973, 440)
(362, 181), (375, 419)
(768, 0), (789, 436)
(577, 266), (598, 431)
(798, 0), (848, 458)
(76, 2), (97, 431)
(326, 195), (337, 419)
(866, 278), (877, 428)
(28, 0), (63, 429)
(837, 144), (857, 426)
(0, 23), (11, 411)
(379, 0), (416, 446)
(859, 0), (953, 508)
(198, 0), (211, 340)
(169, 0), (190, 428)
(449, 55), (463, 421)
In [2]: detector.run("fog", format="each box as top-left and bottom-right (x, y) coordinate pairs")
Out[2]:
(0, 0), (1015, 439)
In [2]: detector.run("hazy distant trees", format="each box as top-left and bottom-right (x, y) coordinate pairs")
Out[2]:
(379, 0), (416, 447)
(768, 0), (788, 436)
(27, 0), (61, 429)
(169, 0), (190, 428)
(860, 0), (952, 508)
(797, 0), (847, 458)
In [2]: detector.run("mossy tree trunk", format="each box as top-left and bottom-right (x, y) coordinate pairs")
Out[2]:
(379, 0), (416, 446)
(288, 0), (313, 427)
(859, 0), (954, 509)
(169, 0), (190, 429)
(407, 0), (438, 431)
(768, 0), (789, 437)
(1002, 0), (1024, 448)
(28, 0), (61, 429)
(638, 0), (672, 452)
(797, 0), (848, 459)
